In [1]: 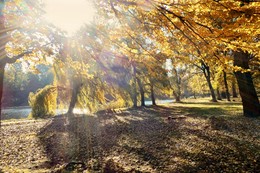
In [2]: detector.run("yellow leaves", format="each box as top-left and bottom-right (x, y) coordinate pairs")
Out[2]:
(131, 48), (138, 54)
(232, 66), (251, 73)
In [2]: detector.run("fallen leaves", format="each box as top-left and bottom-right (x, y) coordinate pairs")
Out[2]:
(0, 106), (259, 172)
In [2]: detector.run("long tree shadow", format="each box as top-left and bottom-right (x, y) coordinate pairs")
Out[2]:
(37, 107), (185, 172)
(96, 106), (186, 172)
(36, 106), (260, 172)
(37, 114), (104, 172)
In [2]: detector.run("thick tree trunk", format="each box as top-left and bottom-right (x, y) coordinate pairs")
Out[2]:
(0, 64), (5, 127)
(151, 84), (156, 106)
(132, 65), (138, 107)
(233, 50), (260, 117)
(231, 78), (238, 98)
(67, 81), (82, 115)
(223, 71), (231, 101)
(173, 92), (181, 102)
(202, 63), (217, 102)
(217, 87), (222, 100)
(136, 77), (145, 107)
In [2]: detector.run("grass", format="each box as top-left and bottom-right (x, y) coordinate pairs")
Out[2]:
(161, 97), (244, 118)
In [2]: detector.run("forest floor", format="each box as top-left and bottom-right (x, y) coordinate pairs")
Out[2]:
(0, 99), (260, 173)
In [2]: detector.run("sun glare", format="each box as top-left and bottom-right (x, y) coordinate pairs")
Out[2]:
(44, 0), (96, 35)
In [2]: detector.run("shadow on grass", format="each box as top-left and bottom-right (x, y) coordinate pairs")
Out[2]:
(175, 125), (260, 173)
(36, 106), (259, 172)
(36, 107), (183, 172)
(184, 107), (227, 117)
(144, 105), (239, 120)
(180, 101), (242, 106)
(37, 114), (102, 171)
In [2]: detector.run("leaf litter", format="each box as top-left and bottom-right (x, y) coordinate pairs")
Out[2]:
(0, 106), (259, 172)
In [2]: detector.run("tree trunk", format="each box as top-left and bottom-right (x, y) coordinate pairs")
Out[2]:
(176, 79), (181, 102)
(132, 64), (138, 107)
(67, 81), (82, 115)
(217, 87), (222, 100)
(151, 84), (156, 106)
(173, 68), (181, 102)
(206, 77), (217, 102)
(202, 63), (217, 102)
(221, 91), (226, 99)
(0, 63), (5, 127)
(223, 71), (231, 101)
(0, 1), (6, 127)
(136, 77), (145, 107)
(233, 50), (260, 117)
(231, 77), (238, 98)
(173, 92), (181, 102)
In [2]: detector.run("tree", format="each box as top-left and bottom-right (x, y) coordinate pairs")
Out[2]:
(196, 60), (217, 102)
(187, 69), (209, 99)
(223, 70), (231, 101)
(231, 77), (238, 98)
(136, 76), (145, 106)
(97, 0), (259, 117)
(3, 63), (54, 107)
(0, 0), (60, 124)
(167, 62), (189, 102)
(233, 50), (260, 117)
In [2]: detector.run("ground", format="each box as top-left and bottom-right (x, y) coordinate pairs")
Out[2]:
(0, 99), (260, 172)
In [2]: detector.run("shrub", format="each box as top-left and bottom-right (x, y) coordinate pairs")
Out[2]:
(28, 85), (57, 118)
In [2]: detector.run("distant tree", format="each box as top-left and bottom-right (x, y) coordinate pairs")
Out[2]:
(3, 63), (54, 107)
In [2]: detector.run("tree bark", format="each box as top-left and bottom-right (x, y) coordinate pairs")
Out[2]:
(233, 50), (260, 117)
(67, 81), (82, 115)
(0, 1), (6, 127)
(223, 71), (231, 101)
(136, 77), (145, 107)
(231, 77), (238, 98)
(175, 80), (181, 102)
(0, 63), (5, 127)
(172, 68), (181, 102)
(201, 62), (217, 102)
(217, 87), (222, 100)
(150, 84), (156, 106)
(173, 92), (181, 102)
(132, 64), (138, 107)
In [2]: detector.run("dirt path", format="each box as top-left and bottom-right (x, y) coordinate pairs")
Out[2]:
(0, 106), (260, 172)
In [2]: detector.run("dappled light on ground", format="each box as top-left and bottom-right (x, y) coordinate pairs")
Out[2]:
(0, 103), (259, 172)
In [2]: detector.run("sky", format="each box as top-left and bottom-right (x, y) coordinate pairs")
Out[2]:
(44, 0), (96, 35)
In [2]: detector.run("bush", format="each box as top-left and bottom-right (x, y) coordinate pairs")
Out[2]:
(28, 85), (57, 118)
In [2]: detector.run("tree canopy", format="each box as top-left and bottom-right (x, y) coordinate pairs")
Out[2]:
(0, 0), (259, 119)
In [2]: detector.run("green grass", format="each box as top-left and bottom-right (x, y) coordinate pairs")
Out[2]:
(164, 97), (243, 118)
